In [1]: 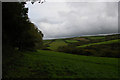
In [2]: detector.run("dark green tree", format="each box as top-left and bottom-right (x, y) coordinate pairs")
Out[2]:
(2, 2), (43, 53)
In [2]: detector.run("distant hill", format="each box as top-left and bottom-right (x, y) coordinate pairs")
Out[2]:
(43, 33), (120, 40)
(42, 34), (120, 58)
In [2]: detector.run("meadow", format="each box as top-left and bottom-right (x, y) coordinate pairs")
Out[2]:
(43, 34), (120, 58)
(47, 40), (67, 51)
(44, 34), (119, 49)
(3, 50), (119, 78)
(3, 34), (120, 79)
(77, 39), (120, 48)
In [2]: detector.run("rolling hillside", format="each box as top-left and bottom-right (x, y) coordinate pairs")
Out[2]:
(3, 50), (119, 78)
(3, 34), (119, 78)
(43, 34), (119, 50)
(43, 34), (120, 58)
(77, 39), (120, 48)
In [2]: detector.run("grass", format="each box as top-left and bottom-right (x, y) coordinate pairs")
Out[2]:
(77, 39), (120, 48)
(86, 36), (105, 40)
(43, 40), (53, 45)
(48, 40), (67, 50)
(65, 40), (79, 43)
(3, 50), (119, 78)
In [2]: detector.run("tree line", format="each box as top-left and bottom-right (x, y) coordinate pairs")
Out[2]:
(3, 2), (43, 55)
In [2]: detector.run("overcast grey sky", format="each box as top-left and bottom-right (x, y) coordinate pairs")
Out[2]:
(25, 1), (118, 39)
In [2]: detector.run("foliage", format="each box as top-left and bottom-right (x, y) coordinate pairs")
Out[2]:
(2, 2), (43, 53)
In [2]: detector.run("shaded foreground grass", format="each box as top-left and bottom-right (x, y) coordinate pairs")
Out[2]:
(3, 50), (119, 78)
(77, 39), (120, 48)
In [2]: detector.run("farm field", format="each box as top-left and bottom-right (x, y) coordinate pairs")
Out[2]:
(43, 34), (120, 58)
(47, 39), (67, 51)
(3, 50), (119, 78)
(84, 36), (105, 40)
(77, 39), (120, 48)
(65, 40), (79, 43)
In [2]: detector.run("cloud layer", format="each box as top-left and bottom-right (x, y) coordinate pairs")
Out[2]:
(25, 2), (118, 39)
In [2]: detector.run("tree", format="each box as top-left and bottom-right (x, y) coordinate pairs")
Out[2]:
(2, 2), (43, 52)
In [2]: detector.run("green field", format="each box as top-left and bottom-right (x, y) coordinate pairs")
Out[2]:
(65, 40), (79, 43)
(43, 34), (120, 51)
(3, 34), (120, 78)
(77, 39), (120, 48)
(43, 40), (52, 45)
(4, 50), (119, 78)
(42, 34), (120, 58)
(47, 40), (67, 50)
(85, 36), (105, 40)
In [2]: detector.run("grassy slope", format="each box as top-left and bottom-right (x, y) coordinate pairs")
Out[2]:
(84, 36), (105, 40)
(65, 40), (79, 43)
(77, 39), (120, 48)
(43, 34), (119, 51)
(48, 40), (67, 50)
(43, 40), (52, 45)
(4, 50), (119, 78)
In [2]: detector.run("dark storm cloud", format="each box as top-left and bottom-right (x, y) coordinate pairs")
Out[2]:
(26, 2), (118, 39)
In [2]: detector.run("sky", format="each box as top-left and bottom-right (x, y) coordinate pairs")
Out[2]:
(25, 1), (118, 39)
